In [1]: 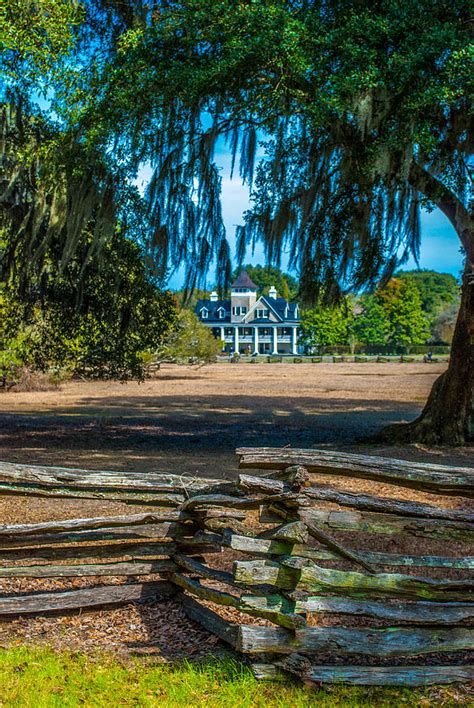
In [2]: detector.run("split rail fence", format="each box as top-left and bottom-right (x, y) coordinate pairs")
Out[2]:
(0, 449), (472, 686)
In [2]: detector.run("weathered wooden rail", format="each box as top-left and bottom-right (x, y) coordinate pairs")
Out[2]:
(0, 449), (472, 687)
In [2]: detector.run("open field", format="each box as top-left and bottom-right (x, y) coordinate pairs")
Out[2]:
(0, 362), (471, 484)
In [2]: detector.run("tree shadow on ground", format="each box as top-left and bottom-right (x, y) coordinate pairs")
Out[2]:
(0, 394), (423, 478)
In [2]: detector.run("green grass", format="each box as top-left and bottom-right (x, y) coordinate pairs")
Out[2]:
(0, 646), (463, 707)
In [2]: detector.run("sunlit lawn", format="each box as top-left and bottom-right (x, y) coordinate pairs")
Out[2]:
(0, 647), (466, 707)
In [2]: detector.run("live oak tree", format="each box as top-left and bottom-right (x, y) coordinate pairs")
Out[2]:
(0, 98), (176, 380)
(0, 230), (178, 380)
(3, 1), (473, 443)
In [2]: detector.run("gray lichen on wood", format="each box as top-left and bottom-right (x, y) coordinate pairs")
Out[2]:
(240, 593), (474, 625)
(251, 662), (474, 685)
(237, 624), (474, 656)
(237, 448), (474, 496)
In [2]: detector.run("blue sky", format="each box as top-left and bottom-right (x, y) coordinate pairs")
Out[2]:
(163, 153), (464, 291)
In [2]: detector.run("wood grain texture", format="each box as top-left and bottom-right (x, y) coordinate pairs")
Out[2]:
(0, 511), (191, 537)
(218, 532), (474, 569)
(0, 461), (229, 494)
(240, 594), (474, 625)
(238, 474), (474, 523)
(0, 523), (191, 548)
(0, 582), (176, 615)
(233, 559), (474, 601)
(171, 574), (305, 629)
(237, 625), (474, 656)
(180, 594), (238, 647)
(0, 541), (176, 563)
(237, 448), (474, 496)
(270, 504), (375, 574)
(173, 553), (234, 585)
(0, 483), (185, 505)
(0, 559), (176, 578)
(252, 662), (474, 685)
(259, 507), (474, 541)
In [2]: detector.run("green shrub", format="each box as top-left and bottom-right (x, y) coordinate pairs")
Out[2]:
(159, 311), (222, 365)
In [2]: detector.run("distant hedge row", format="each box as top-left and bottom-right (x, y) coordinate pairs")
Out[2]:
(316, 344), (451, 356)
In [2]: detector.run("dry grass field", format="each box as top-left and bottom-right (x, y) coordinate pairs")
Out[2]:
(0, 361), (471, 481)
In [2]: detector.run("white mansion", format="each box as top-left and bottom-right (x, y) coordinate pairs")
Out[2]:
(195, 271), (302, 355)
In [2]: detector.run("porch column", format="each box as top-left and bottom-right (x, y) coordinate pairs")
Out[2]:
(220, 327), (225, 351)
(234, 326), (239, 353)
(253, 327), (259, 355)
(291, 326), (298, 354)
(272, 326), (278, 354)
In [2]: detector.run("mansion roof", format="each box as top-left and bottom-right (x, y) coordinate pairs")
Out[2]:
(230, 270), (257, 289)
(195, 295), (300, 324)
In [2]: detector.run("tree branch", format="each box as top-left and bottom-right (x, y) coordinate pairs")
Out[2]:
(408, 162), (473, 265)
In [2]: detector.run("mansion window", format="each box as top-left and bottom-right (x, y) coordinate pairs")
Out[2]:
(217, 308), (226, 319)
(232, 306), (247, 315)
(256, 308), (270, 318)
(200, 308), (208, 319)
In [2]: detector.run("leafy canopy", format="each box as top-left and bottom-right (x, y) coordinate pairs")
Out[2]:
(353, 297), (390, 346)
(396, 270), (461, 321)
(300, 300), (354, 349)
(2, 1), (472, 301)
(60, 0), (472, 299)
(1, 231), (177, 380)
(355, 277), (430, 347)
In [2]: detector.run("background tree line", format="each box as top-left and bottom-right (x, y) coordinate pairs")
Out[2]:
(300, 270), (460, 352)
(176, 265), (460, 352)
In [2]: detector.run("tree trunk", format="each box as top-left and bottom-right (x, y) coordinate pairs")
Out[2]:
(379, 268), (473, 445)
(377, 162), (474, 446)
